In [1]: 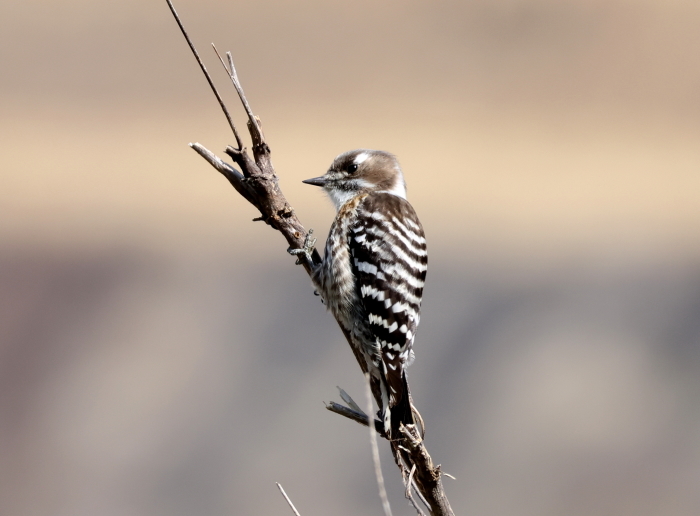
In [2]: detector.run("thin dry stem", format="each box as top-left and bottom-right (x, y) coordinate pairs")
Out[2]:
(405, 464), (428, 516)
(226, 51), (260, 133)
(276, 483), (301, 516)
(325, 401), (386, 435)
(211, 44), (263, 141)
(337, 386), (363, 413)
(366, 374), (393, 516)
(165, 0), (243, 149)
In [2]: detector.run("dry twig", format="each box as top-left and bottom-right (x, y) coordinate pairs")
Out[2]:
(365, 374), (393, 516)
(276, 483), (302, 516)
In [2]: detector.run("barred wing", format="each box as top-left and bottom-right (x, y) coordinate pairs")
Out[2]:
(349, 193), (427, 405)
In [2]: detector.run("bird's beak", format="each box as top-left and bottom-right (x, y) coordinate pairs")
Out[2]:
(302, 176), (329, 187)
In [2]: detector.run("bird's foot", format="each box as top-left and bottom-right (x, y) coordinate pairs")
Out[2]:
(287, 229), (317, 265)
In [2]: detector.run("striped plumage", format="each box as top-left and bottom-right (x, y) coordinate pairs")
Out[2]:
(299, 149), (427, 437)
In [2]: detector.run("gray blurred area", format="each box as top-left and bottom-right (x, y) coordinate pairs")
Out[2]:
(2, 1), (700, 515)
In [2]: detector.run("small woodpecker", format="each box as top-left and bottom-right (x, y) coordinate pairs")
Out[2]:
(290, 149), (427, 437)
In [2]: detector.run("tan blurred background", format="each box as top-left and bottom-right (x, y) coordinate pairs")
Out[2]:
(2, 0), (700, 514)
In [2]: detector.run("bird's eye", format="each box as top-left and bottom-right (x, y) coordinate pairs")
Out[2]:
(348, 164), (358, 173)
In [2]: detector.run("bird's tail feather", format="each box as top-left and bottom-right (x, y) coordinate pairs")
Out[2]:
(389, 373), (415, 438)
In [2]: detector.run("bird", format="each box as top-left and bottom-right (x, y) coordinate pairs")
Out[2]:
(289, 149), (427, 438)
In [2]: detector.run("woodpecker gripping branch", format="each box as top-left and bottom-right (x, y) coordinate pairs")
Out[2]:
(293, 150), (427, 439)
(166, 2), (453, 514)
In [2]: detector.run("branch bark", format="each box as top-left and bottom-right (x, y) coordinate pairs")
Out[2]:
(166, 2), (454, 514)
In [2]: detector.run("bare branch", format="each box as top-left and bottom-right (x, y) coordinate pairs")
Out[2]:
(276, 483), (301, 516)
(165, 0), (243, 149)
(365, 374), (393, 516)
(188, 142), (257, 203)
(337, 386), (363, 413)
(324, 401), (386, 434)
(396, 424), (454, 516)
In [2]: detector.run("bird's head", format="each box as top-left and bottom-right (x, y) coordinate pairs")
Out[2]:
(303, 149), (407, 210)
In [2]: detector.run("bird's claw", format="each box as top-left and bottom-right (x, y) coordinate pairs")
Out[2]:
(287, 229), (317, 265)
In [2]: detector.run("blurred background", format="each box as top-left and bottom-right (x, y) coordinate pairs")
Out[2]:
(1, 0), (699, 514)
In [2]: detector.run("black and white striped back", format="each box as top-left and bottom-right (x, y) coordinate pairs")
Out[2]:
(349, 193), (427, 410)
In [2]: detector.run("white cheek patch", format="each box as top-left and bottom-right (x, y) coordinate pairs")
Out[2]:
(378, 179), (407, 200)
(387, 180), (407, 199)
(354, 152), (370, 165)
(354, 178), (374, 189)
